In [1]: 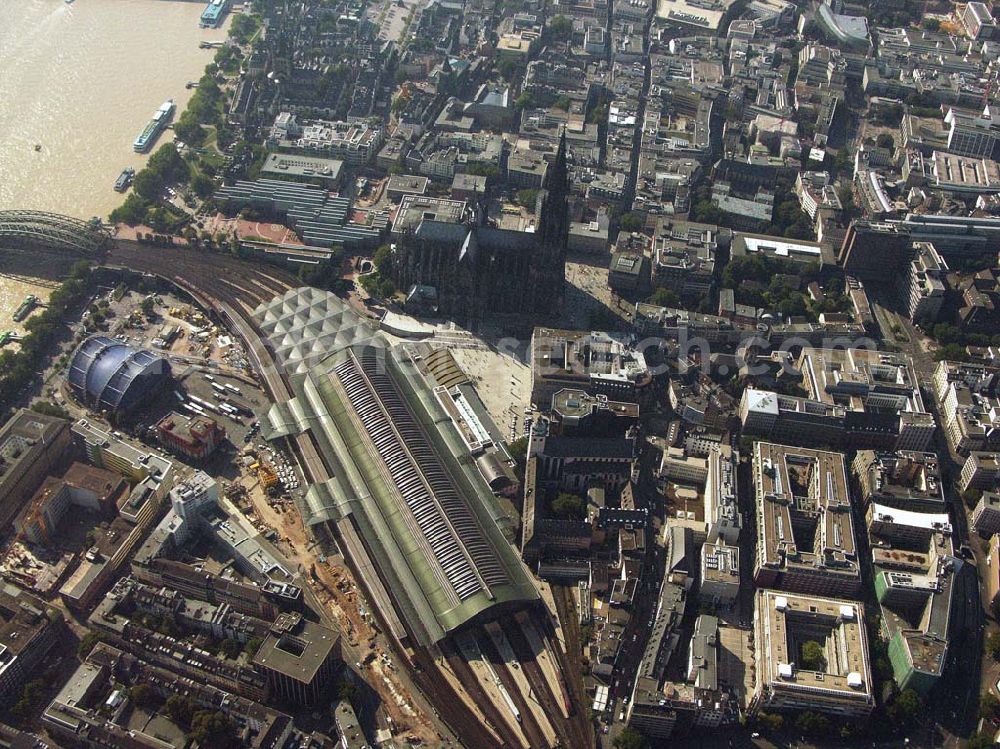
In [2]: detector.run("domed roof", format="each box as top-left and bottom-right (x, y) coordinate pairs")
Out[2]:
(68, 336), (170, 415)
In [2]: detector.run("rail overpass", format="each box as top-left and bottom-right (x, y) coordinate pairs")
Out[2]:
(0, 210), (113, 255)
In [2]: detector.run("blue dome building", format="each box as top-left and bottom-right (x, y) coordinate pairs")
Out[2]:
(68, 336), (171, 416)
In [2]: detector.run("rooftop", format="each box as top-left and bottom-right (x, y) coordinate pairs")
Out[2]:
(392, 194), (468, 234)
(755, 589), (873, 699)
(261, 152), (344, 182)
(253, 614), (339, 684)
(753, 442), (859, 585)
(256, 290), (537, 644)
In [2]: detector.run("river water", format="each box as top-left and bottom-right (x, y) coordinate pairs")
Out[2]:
(0, 0), (228, 330)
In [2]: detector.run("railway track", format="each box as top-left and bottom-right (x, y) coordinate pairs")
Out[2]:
(502, 617), (593, 749)
(474, 628), (550, 749)
(547, 588), (595, 749)
(439, 639), (528, 749)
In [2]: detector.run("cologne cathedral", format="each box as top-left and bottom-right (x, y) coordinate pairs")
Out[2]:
(390, 133), (570, 321)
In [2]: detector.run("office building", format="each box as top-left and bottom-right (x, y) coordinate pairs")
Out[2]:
(741, 349), (935, 452)
(608, 252), (650, 294)
(705, 444), (740, 544)
(876, 550), (956, 696)
(549, 389), (639, 436)
(900, 213), (1000, 258)
(651, 220), (724, 298)
(269, 112), (384, 165)
(0, 586), (62, 706)
(944, 107), (1000, 158)
(960, 452), (1000, 492)
(752, 442), (861, 597)
(700, 541), (740, 608)
(973, 492), (1000, 537)
(0, 409), (72, 532)
(14, 463), (128, 546)
(530, 328), (654, 409)
(72, 419), (173, 489)
(156, 411), (226, 462)
(627, 614), (736, 738)
(866, 503), (951, 547)
(933, 360), (1000, 454)
(853, 450), (946, 513)
(838, 221), (912, 282)
(334, 700), (371, 749)
(260, 152), (344, 188)
(730, 233), (832, 268)
(751, 590), (874, 718)
(253, 613), (340, 706)
(962, 2), (996, 41)
(898, 242), (948, 324)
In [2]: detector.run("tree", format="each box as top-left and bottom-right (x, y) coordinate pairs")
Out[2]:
(129, 683), (156, 708)
(8, 679), (46, 726)
(244, 638), (262, 657)
(551, 492), (586, 520)
(338, 680), (356, 700)
(373, 244), (393, 273)
(934, 343), (969, 362)
(963, 488), (984, 509)
(549, 14), (573, 40)
(166, 694), (196, 726)
(515, 91), (534, 110)
(968, 733), (996, 749)
(31, 400), (69, 419)
(516, 188), (540, 208)
(218, 638), (240, 660)
(392, 92), (411, 113)
(132, 169), (163, 202)
(921, 17), (940, 31)
(648, 288), (680, 308)
(876, 133), (895, 151)
(837, 184), (855, 213)
(756, 712), (784, 732)
(554, 95), (572, 111)
(988, 631), (1000, 660)
(109, 193), (149, 225)
(229, 13), (261, 45)
(981, 693), (1000, 721)
(78, 632), (100, 659)
(147, 143), (189, 184)
(620, 212), (644, 232)
(613, 728), (648, 749)
(173, 111), (207, 146)
(795, 711), (831, 736)
(190, 172), (214, 199)
(497, 57), (522, 84)
(188, 710), (236, 748)
(507, 436), (528, 479)
(691, 199), (722, 224)
(888, 688), (922, 724)
(834, 147), (852, 176)
(140, 296), (156, 318)
(799, 640), (826, 671)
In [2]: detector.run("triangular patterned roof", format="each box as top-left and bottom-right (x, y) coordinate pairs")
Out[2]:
(252, 287), (383, 375)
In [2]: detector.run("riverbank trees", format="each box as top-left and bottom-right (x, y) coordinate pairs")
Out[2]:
(0, 261), (93, 411)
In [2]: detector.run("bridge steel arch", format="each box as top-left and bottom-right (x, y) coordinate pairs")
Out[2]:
(0, 210), (113, 255)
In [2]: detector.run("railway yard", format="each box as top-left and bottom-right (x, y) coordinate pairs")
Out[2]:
(104, 240), (595, 749)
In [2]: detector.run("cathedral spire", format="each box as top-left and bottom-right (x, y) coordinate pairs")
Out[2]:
(538, 127), (569, 248)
